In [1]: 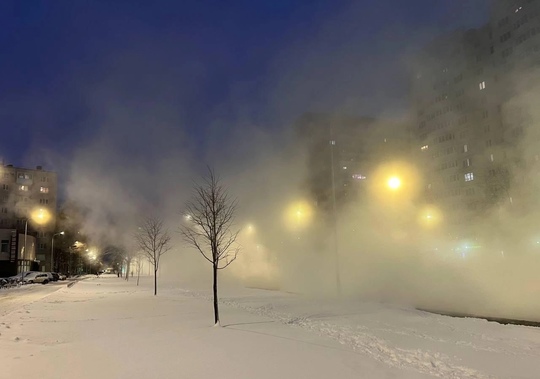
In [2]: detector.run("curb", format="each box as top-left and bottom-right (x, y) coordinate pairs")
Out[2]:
(417, 308), (540, 328)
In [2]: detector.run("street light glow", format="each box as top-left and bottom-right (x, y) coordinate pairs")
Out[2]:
(369, 161), (422, 206)
(418, 206), (443, 228)
(284, 200), (314, 231)
(387, 176), (401, 190)
(30, 207), (52, 225)
(246, 223), (255, 235)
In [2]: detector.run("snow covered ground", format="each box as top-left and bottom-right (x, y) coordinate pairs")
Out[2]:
(1, 275), (539, 379)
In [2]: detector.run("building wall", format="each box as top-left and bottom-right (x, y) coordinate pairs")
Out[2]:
(0, 164), (58, 275)
(413, 0), (540, 223)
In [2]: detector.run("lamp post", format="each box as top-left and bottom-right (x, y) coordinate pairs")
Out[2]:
(51, 231), (64, 272)
(329, 126), (341, 295)
(20, 219), (28, 284)
(19, 208), (52, 282)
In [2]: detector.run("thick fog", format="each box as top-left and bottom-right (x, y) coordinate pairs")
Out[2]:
(32, 0), (536, 321)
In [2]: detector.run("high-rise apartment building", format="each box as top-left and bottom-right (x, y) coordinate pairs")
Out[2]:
(412, 0), (540, 222)
(0, 164), (58, 276)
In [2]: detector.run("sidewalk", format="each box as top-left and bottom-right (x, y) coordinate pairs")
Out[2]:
(1, 275), (540, 378)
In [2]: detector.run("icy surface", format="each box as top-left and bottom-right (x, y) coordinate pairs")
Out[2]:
(1, 275), (539, 378)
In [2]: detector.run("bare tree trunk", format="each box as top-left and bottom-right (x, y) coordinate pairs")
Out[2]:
(213, 263), (219, 325)
(125, 258), (131, 281)
(136, 260), (141, 286)
(154, 268), (158, 296)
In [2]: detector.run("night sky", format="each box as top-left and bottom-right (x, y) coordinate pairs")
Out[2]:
(0, 0), (490, 169)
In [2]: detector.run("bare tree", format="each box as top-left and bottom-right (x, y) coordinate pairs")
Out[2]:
(180, 167), (240, 326)
(102, 245), (126, 277)
(124, 248), (139, 282)
(135, 253), (143, 286)
(135, 217), (171, 295)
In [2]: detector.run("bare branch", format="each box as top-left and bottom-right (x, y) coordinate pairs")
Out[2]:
(179, 166), (241, 268)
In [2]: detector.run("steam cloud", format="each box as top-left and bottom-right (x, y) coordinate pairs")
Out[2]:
(26, 0), (537, 321)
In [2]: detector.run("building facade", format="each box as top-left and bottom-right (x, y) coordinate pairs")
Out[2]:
(0, 164), (58, 276)
(412, 0), (540, 224)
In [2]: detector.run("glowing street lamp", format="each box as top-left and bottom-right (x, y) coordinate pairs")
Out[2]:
(246, 223), (255, 235)
(21, 208), (52, 281)
(418, 206), (443, 228)
(369, 161), (421, 206)
(284, 200), (313, 231)
(387, 176), (402, 190)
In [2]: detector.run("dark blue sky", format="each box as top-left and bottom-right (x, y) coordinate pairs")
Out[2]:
(0, 0), (490, 169)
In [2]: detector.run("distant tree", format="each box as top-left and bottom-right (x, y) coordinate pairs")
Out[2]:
(101, 245), (126, 276)
(55, 202), (90, 274)
(180, 167), (240, 326)
(135, 217), (171, 295)
(123, 247), (140, 282)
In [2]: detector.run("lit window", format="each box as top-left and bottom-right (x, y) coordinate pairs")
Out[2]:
(19, 185), (28, 191)
(515, 6), (522, 13)
(330, 140), (336, 145)
(490, 154), (494, 162)
(352, 174), (366, 180)
(464, 172), (474, 182)
(463, 144), (468, 153)
(40, 187), (49, 193)
(343, 166), (347, 170)
(479, 81), (486, 90)
(17, 173), (31, 180)
(421, 145), (429, 151)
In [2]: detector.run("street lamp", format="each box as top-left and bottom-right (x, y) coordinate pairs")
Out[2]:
(387, 176), (402, 190)
(51, 231), (65, 272)
(21, 219), (28, 283)
(21, 208), (52, 282)
(329, 127), (341, 295)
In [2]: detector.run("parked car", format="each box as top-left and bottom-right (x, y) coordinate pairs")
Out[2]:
(23, 272), (47, 284)
(50, 272), (60, 281)
(10, 272), (33, 282)
(33, 273), (49, 284)
(57, 273), (67, 280)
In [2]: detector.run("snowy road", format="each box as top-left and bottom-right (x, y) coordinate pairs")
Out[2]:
(1, 276), (539, 379)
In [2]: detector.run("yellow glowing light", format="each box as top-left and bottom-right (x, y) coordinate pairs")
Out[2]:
(387, 176), (401, 190)
(418, 206), (443, 228)
(245, 223), (255, 235)
(369, 161), (422, 206)
(30, 208), (52, 225)
(284, 200), (314, 231)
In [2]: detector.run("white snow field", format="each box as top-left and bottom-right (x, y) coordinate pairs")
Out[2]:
(1, 275), (539, 379)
